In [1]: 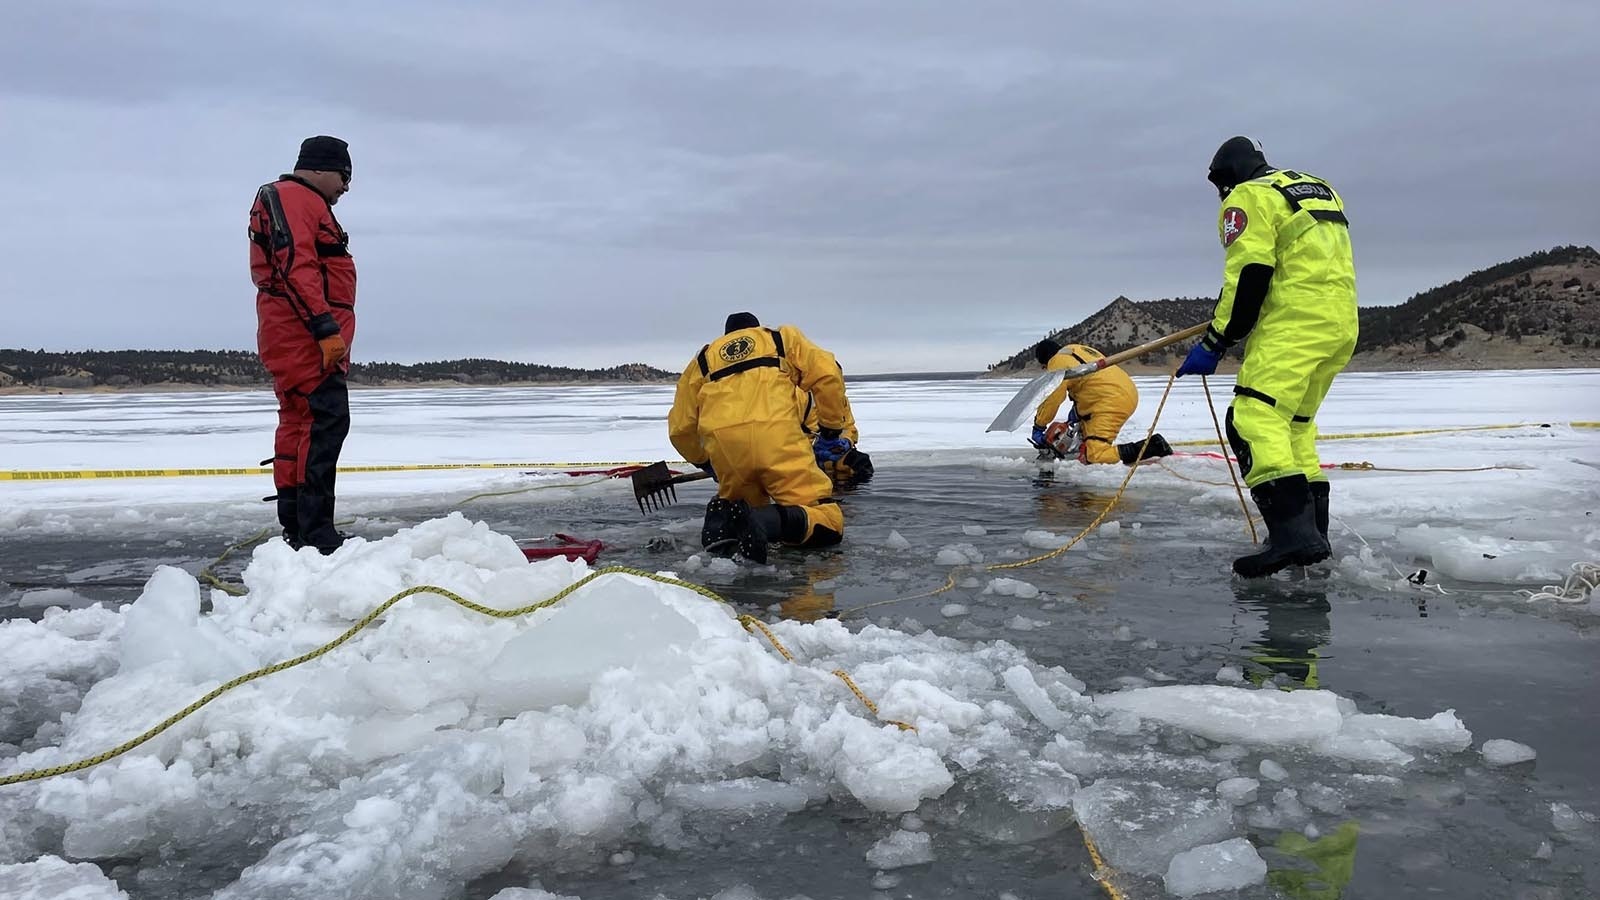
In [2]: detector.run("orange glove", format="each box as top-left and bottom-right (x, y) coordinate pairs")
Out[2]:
(318, 334), (347, 370)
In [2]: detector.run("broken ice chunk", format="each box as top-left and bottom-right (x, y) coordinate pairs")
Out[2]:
(865, 829), (934, 870)
(1217, 777), (1259, 806)
(1481, 739), (1537, 767)
(1071, 779), (1235, 876)
(1163, 837), (1267, 897)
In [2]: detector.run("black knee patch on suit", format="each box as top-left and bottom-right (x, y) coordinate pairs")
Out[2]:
(305, 372), (351, 497)
(801, 524), (842, 548)
(1225, 407), (1253, 478)
(752, 505), (812, 544)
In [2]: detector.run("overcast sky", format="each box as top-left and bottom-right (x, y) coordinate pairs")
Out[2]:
(2, 1), (1594, 373)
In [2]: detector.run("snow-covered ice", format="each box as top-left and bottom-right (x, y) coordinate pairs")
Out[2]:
(0, 855), (130, 900)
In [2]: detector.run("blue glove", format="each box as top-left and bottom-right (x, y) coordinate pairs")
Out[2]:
(1029, 425), (1049, 449)
(1066, 406), (1081, 427)
(1176, 342), (1223, 378)
(814, 435), (852, 464)
(696, 461), (716, 481)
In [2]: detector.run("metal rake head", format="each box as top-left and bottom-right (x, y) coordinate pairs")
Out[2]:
(630, 461), (680, 515)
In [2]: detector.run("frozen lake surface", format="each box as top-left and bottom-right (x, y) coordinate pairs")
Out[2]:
(2, 370), (1598, 899)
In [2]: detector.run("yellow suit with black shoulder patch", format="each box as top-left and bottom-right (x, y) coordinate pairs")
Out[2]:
(668, 325), (846, 543)
(1208, 170), (1358, 487)
(1034, 344), (1138, 464)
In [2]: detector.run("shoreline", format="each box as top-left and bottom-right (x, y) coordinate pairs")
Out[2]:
(0, 379), (677, 396)
(4, 361), (1597, 395)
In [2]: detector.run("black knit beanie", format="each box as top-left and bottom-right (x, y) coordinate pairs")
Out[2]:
(724, 312), (761, 333)
(1035, 339), (1061, 366)
(296, 136), (351, 174)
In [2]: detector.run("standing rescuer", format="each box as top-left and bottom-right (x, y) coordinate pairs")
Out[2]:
(1177, 136), (1359, 577)
(250, 136), (357, 554)
(668, 312), (850, 563)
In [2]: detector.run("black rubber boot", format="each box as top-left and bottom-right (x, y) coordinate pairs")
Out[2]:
(1310, 480), (1330, 542)
(276, 487), (303, 549)
(1117, 433), (1174, 466)
(298, 491), (346, 555)
(702, 498), (766, 562)
(1234, 475), (1332, 578)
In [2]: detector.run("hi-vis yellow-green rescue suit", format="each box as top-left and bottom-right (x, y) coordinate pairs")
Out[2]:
(1207, 170), (1358, 488)
(669, 325), (846, 543)
(1035, 344), (1138, 464)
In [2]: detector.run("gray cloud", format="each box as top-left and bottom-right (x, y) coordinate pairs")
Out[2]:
(1, 0), (1595, 373)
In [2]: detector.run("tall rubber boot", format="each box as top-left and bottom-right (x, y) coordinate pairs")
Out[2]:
(298, 490), (345, 555)
(1117, 433), (1174, 466)
(276, 487), (303, 549)
(1310, 480), (1330, 542)
(1234, 475), (1332, 578)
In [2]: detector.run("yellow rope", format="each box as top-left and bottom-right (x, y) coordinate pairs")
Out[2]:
(830, 670), (916, 731)
(738, 615), (797, 662)
(2, 567), (908, 787)
(1201, 376), (1258, 544)
(1081, 827), (1129, 900)
(457, 474), (609, 506)
(1326, 461), (1530, 473)
(738, 615), (916, 731)
(196, 527), (272, 597)
(841, 374), (1193, 618)
(988, 374), (1179, 573)
(1170, 421), (1589, 448)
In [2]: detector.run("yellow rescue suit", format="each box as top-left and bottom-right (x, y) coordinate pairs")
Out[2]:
(1209, 171), (1358, 488)
(1034, 344), (1138, 464)
(796, 385), (859, 443)
(668, 325), (846, 543)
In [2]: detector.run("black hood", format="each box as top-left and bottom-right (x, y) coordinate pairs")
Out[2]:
(1207, 136), (1273, 198)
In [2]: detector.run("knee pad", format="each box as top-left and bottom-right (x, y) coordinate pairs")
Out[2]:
(1225, 407), (1253, 478)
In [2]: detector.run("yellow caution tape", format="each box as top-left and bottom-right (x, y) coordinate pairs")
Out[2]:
(0, 461), (683, 482)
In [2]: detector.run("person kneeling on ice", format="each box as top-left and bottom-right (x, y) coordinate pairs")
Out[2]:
(1028, 340), (1173, 466)
(668, 312), (850, 562)
(795, 383), (874, 486)
(1175, 136), (1357, 578)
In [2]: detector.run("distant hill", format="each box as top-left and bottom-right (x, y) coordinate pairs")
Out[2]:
(0, 349), (675, 390)
(988, 244), (1600, 374)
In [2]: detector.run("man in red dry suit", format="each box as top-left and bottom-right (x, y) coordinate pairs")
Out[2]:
(249, 136), (357, 554)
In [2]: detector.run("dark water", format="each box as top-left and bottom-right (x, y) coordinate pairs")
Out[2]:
(3, 462), (1597, 899)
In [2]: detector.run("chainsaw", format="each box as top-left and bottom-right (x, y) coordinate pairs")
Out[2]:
(1035, 419), (1083, 462)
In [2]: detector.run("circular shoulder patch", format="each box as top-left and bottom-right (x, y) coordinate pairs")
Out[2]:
(1221, 207), (1248, 247)
(718, 335), (755, 363)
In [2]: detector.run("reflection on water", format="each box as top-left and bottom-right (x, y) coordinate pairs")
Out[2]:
(1233, 578), (1333, 691)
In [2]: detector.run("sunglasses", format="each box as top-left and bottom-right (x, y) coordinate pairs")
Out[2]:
(337, 169), (351, 187)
